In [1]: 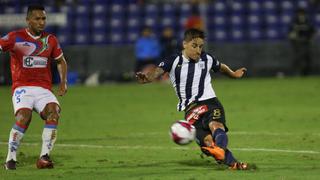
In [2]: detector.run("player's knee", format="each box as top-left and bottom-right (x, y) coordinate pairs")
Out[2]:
(209, 121), (225, 132)
(45, 112), (59, 128)
(47, 111), (60, 122)
(15, 109), (32, 125)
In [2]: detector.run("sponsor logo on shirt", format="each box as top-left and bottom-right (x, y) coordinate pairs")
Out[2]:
(186, 105), (208, 124)
(23, 56), (48, 68)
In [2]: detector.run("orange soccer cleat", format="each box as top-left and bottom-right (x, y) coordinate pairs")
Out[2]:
(201, 145), (225, 161)
(229, 162), (249, 170)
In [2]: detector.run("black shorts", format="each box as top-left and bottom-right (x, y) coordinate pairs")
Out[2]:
(184, 98), (228, 147)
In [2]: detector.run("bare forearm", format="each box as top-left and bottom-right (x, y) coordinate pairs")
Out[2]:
(220, 63), (235, 77)
(145, 67), (164, 82)
(56, 57), (68, 83)
(220, 63), (247, 78)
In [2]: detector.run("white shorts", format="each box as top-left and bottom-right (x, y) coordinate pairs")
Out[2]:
(12, 86), (60, 115)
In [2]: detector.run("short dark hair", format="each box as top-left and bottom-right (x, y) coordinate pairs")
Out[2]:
(183, 28), (205, 42)
(27, 5), (45, 17)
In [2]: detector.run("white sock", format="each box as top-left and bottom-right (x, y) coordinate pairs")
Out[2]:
(6, 128), (24, 162)
(40, 128), (57, 157)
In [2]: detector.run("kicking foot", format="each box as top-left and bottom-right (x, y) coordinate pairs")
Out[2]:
(36, 154), (54, 169)
(201, 146), (225, 161)
(4, 159), (17, 170)
(229, 162), (249, 170)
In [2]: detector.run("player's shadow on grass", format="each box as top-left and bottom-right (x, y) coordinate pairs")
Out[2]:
(14, 151), (72, 168)
(178, 159), (260, 171)
(108, 158), (226, 171)
(177, 159), (227, 170)
(59, 138), (108, 143)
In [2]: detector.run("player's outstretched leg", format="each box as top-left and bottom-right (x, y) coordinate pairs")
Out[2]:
(224, 149), (249, 170)
(4, 109), (32, 170)
(202, 128), (249, 170)
(37, 104), (59, 169)
(201, 127), (228, 161)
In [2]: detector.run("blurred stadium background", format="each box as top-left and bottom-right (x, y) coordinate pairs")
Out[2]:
(1, 1), (320, 178)
(0, 0), (319, 85)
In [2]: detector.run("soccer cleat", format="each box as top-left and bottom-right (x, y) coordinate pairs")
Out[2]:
(4, 159), (17, 170)
(201, 146), (225, 161)
(36, 154), (54, 169)
(229, 162), (248, 170)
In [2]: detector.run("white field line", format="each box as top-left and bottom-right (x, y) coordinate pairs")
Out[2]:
(0, 131), (319, 138)
(118, 131), (320, 137)
(0, 142), (319, 154)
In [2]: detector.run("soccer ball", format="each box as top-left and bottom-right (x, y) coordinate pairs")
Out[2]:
(170, 120), (196, 145)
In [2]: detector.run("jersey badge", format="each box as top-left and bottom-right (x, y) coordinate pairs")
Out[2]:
(198, 61), (205, 69)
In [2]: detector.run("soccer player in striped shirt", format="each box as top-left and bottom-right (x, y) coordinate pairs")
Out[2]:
(0, 5), (67, 170)
(136, 28), (249, 170)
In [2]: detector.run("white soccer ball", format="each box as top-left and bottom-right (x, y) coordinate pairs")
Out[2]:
(170, 120), (196, 145)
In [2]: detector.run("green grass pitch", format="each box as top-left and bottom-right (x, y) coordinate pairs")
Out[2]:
(0, 77), (320, 179)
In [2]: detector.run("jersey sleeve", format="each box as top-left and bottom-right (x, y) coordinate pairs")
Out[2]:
(0, 32), (15, 52)
(158, 54), (177, 72)
(208, 53), (221, 72)
(49, 35), (63, 60)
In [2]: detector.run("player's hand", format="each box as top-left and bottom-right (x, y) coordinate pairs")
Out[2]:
(136, 72), (150, 84)
(233, 68), (247, 78)
(57, 81), (67, 96)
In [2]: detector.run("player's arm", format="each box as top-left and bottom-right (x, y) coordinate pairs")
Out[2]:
(0, 32), (15, 53)
(220, 63), (247, 78)
(56, 56), (68, 96)
(136, 67), (164, 84)
(0, 39), (5, 53)
(136, 55), (174, 83)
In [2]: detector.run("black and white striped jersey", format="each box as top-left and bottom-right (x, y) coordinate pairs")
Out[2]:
(158, 52), (221, 111)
